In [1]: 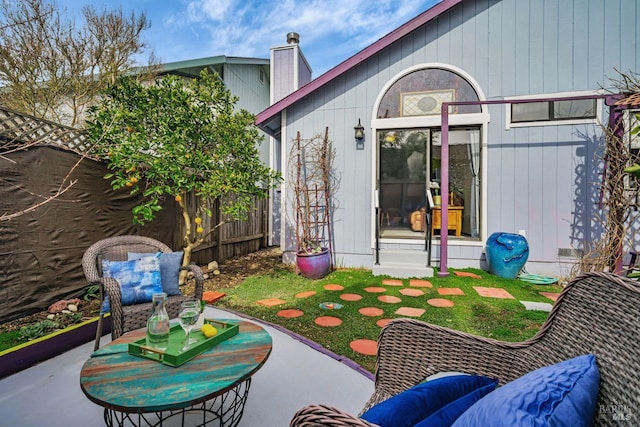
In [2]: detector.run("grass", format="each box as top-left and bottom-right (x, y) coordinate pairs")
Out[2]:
(217, 267), (563, 374)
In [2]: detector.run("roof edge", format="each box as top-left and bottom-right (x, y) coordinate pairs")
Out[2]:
(255, 0), (462, 126)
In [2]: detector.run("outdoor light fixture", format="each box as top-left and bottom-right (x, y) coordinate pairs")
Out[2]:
(354, 119), (365, 141)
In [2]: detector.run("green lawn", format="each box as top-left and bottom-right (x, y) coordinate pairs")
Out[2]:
(217, 267), (563, 374)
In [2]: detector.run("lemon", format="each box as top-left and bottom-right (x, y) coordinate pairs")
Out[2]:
(194, 217), (202, 224)
(196, 226), (204, 233)
(175, 195), (182, 202)
(201, 324), (217, 338)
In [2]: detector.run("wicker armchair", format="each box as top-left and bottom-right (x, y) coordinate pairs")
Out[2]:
(290, 272), (640, 427)
(83, 235), (204, 350)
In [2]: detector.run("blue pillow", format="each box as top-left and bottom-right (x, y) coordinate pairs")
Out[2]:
(452, 354), (600, 427)
(100, 254), (163, 313)
(128, 251), (183, 296)
(414, 381), (498, 427)
(360, 375), (498, 427)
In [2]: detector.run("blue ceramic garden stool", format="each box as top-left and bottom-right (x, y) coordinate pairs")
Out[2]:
(485, 232), (529, 279)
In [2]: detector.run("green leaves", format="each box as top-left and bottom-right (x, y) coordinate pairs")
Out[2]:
(86, 69), (281, 258)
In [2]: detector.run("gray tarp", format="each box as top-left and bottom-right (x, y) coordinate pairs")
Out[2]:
(0, 146), (177, 322)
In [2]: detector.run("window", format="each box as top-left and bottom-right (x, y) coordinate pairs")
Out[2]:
(505, 92), (601, 128)
(511, 99), (596, 123)
(377, 68), (481, 119)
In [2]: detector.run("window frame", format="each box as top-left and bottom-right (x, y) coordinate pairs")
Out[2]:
(505, 91), (603, 130)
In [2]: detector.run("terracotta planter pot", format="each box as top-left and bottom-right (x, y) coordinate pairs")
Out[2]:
(296, 248), (332, 279)
(0, 315), (110, 379)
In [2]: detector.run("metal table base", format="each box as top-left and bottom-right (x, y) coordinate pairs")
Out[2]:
(103, 379), (251, 427)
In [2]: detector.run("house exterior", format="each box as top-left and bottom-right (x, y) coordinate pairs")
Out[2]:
(256, 0), (640, 278)
(158, 55), (272, 163)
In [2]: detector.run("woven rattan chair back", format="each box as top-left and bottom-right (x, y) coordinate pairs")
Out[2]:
(290, 272), (640, 427)
(83, 235), (204, 351)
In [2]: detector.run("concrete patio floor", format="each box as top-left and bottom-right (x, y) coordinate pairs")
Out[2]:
(0, 306), (374, 427)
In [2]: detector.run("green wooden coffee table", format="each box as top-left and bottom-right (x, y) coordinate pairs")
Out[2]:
(80, 319), (272, 427)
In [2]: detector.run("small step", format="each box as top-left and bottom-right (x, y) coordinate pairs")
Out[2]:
(372, 263), (434, 278)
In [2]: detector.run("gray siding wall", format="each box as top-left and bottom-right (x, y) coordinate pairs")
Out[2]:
(281, 0), (639, 274)
(223, 63), (271, 165)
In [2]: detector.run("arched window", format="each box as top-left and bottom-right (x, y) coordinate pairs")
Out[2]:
(375, 66), (485, 241)
(377, 68), (481, 119)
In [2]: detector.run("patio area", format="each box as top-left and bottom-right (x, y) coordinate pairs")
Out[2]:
(0, 305), (374, 427)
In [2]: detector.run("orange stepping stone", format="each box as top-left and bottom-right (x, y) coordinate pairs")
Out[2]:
(540, 292), (560, 301)
(364, 286), (386, 293)
(378, 295), (402, 303)
(202, 291), (225, 304)
(409, 279), (433, 288)
(295, 290), (317, 299)
(315, 316), (342, 327)
(340, 293), (363, 301)
(256, 298), (286, 307)
(437, 288), (465, 296)
(382, 279), (403, 286)
(359, 307), (384, 317)
(473, 286), (515, 299)
(350, 339), (377, 356)
(453, 271), (483, 279)
(324, 283), (344, 291)
(277, 309), (304, 318)
(427, 298), (455, 307)
(400, 288), (424, 297)
(377, 318), (393, 328)
(395, 307), (426, 317)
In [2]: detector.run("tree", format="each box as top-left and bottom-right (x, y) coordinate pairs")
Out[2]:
(0, 0), (156, 127)
(85, 70), (281, 265)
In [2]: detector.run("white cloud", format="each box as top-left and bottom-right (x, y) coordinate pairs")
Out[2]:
(156, 0), (439, 74)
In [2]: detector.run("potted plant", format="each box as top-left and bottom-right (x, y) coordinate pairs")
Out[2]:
(290, 128), (336, 279)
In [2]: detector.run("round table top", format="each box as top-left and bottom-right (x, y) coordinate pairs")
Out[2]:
(80, 319), (272, 412)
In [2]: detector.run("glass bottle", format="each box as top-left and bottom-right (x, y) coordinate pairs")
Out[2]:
(146, 292), (170, 350)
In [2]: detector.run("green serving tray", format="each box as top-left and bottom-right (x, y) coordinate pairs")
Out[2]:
(128, 319), (239, 367)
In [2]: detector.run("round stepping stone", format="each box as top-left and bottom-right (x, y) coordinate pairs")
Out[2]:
(324, 283), (344, 291)
(378, 295), (402, 303)
(350, 339), (377, 356)
(382, 279), (403, 286)
(377, 318), (393, 328)
(315, 316), (342, 327)
(277, 309), (304, 318)
(340, 293), (363, 301)
(364, 286), (386, 293)
(359, 307), (383, 317)
(295, 290), (317, 299)
(427, 298), (455, 307)
(399, 288), (425, 297)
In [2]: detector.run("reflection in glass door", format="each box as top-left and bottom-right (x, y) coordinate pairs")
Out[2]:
(378, 129), (429, 239)
(377, 127), (481, 240)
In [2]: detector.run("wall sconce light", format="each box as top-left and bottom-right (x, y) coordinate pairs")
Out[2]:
(354, 119), (365, 141)
(354, 119), (365, 150)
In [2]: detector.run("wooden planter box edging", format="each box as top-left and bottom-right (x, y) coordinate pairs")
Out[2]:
(0, 315), (111, 379)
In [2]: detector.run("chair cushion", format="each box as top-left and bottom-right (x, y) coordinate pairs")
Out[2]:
(128, 251), (183, 296)
(100, 254), (163, 313)
(451, 354), (600, 427)
(360, 375), (498, 427)
(414, 382), (498, 427)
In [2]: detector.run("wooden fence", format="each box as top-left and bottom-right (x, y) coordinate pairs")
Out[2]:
(177, 193), (270, 265)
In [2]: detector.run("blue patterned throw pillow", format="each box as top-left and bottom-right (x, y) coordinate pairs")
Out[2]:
(100, 254), (163, 313)
(452, 354), (600, 427)
(128, 251), (183, 296)
(360, 375), (498, 427)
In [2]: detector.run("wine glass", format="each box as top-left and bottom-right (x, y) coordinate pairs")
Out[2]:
(178, 300), (200, 350)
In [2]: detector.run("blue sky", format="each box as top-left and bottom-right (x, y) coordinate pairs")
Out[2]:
(58, 0), (440, 77)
